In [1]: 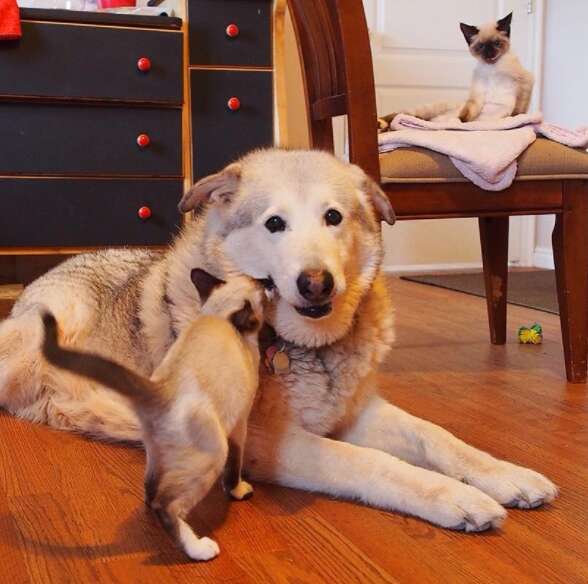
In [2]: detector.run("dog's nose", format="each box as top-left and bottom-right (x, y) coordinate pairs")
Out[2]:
(296, 270), (334, 303)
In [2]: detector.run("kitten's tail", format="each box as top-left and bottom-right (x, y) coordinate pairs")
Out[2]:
(380, 102), (461, 129)
(41, 311), (159, 408)
(411, 102), (461, 120)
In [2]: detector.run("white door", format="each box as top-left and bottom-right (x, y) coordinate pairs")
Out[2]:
(362, 0), (543, 272)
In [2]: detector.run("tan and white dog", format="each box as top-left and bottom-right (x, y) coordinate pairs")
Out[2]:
(0, 149), (557, 532)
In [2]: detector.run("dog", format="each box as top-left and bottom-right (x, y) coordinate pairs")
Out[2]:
(0, 149), (557, 532)
(41, 270), (263, 561)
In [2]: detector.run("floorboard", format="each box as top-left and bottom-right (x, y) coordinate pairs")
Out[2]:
(0, 278), (586, 583)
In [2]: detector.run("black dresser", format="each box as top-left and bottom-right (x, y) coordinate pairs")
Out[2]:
(0, 10), (184, 249)
(188, 0), (274, 180)
(0, 1), (274, 254)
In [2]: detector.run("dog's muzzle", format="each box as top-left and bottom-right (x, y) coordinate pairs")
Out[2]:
(258, 274), (334, 319)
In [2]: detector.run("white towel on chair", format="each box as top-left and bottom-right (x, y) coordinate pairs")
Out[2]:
(378, 112), (588, 191)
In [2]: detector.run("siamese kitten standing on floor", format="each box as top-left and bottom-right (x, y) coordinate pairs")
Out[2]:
(378, 13), (534, 129)
(42, 270), (264, 562)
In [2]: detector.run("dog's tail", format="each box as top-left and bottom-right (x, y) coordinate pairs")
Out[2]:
(41, 311), (159, 408)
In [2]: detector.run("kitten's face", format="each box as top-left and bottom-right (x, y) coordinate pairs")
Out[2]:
(460, 12), (512, 65)
(190, 269), (264, 335)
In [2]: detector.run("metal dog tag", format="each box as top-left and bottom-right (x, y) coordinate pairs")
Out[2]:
(272, 349), (290, 375)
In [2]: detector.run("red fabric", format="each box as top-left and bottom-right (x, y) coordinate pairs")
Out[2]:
(0, 0), (22, 40)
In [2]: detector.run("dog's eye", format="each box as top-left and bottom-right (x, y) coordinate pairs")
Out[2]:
(265, 215), (286, 233)
(324, 208), (343, 226)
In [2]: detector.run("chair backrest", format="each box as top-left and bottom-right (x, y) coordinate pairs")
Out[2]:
(286, 0), (381, 181)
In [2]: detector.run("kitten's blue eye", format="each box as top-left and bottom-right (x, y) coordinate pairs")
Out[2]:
(493, 40), (501, 47)
(265, 215), (286, 233)
(325, 208), (343, 226)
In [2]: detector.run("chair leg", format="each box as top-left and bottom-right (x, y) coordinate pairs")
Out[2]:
(479, 216), (509, 345)
(552, 181), (588, 383)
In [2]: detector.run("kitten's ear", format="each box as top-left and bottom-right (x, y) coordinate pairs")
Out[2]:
(230, 300), (259, 333)
(178, 162), (242, 213)
(497, 12), (513, 37)
(190, 268), (225, 303)
(460, 23), (479, 45)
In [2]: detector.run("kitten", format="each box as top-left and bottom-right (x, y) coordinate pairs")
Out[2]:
(378, 13), (533, 129)
(41, 269), (264, 562)
(458, 12), (534, 121)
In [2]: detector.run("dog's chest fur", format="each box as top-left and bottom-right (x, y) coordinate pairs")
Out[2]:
(254, 277), (394, 436)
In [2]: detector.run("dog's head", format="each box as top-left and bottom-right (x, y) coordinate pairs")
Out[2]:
(179, 149), (395, 347)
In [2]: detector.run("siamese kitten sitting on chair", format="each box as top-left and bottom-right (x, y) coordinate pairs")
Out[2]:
(42, 270), (264, 562)
(378, 13), (534, 129)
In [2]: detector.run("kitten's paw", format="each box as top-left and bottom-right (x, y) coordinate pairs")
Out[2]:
(184, 536), (220, 562)
(464, 462), (558, 509)
(177, 519), (220, 561)
(458, 109), (471, 123)
(230, 480), (254, 501)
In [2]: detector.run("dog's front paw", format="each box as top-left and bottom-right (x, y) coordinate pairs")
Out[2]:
(422, 480), (507, 532)
(464, 462), (558, 509)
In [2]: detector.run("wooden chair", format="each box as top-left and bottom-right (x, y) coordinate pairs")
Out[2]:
(286, 0), (588, 383)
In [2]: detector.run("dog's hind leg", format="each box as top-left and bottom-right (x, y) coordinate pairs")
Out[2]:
(244, 421), (506, 532)
(0, 311), (142, 442)
(337, 395), (558, 510)
(0, 312), (46, 415)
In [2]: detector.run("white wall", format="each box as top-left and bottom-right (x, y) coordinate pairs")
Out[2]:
(534, 0), (588, 268)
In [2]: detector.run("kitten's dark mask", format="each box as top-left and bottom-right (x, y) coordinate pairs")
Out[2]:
(190, 268), (260, 334)
(474, 38), (507, 64)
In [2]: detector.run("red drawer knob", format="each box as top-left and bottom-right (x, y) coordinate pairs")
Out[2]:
(136, 133), (151, 148)
(137, 57), (152, 72)
(227, 96), (241, 111)
(226, 23), (240, 38)
(138, 206), (152, 220)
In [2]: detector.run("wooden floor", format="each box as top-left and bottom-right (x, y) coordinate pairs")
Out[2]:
(1, 277), (587, 584)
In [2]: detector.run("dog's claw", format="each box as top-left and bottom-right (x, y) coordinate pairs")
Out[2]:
(505, 491), (545, 509)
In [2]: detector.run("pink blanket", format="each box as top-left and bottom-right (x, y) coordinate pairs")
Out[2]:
(378, 113), (588, 191)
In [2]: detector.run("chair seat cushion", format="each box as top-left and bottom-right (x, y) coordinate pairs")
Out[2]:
(380, 138), (588, 184)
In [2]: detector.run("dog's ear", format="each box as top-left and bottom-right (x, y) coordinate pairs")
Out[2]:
(178, 163), (242, 213)
(363, 175), (396, 225)
(190, 268), (225, 303)
(230, 300), (259, 333)
(350, 165), (396, 225)
(496, 12), (512, 37)
(460, 22), (479, 45)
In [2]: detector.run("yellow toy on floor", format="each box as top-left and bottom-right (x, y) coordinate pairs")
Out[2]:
(518, 323), (543, 344)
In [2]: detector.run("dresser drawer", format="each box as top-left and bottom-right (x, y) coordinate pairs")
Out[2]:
(191, 69), (273, 179)
(0, 22), (182, 103)
(0, 179), (182, 247)
(188, 0), (271, 67)
(0, 103), (182, 177)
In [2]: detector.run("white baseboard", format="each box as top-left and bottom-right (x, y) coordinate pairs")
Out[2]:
(533, 246), (555, 269)
(383, 261), (483, 276)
